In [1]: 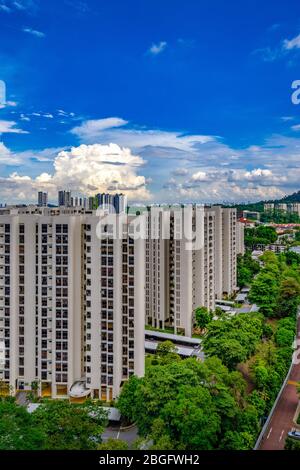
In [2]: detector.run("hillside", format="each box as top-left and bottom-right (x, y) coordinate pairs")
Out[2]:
(278, 190), (300, 203)
(226, 190), (300, 212)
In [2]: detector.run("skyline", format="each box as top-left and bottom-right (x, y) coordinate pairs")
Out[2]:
(1, 1), (300, 204)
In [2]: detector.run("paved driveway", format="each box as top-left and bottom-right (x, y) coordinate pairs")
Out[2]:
(102, 424), (138, 447)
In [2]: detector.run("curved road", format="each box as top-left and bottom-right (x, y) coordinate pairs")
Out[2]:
(258, 317), (300, 450)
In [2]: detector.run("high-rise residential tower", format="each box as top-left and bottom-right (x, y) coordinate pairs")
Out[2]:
(37, 192), (48, 207)
(0, 206), (145, 401)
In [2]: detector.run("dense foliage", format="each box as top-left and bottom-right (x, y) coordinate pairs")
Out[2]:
(0, 398), (108, 450)
(248, 251), (300, 317)
(202, 313), (264, 370)
(244, 226), (278, 249)
(194, 306), (213, 330)
(260, 211), (300, 224)
(118, 248), (300, 450)
(118, 355), (260, 450)
(237, 251), (260, 287)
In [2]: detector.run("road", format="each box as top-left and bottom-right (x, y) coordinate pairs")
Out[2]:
(258, 317), (300, 450)
(102, 424), (138, 447)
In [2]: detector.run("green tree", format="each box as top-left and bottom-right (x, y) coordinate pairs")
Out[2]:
(31, 400), (108, 450)
(0, 398), (45, 450)
(154, 341), (181, 364)
(275, 327), (295, 348)
(203, 313), (264, 369)
(98, 438), (129, 450)
(194, 306), (213, 330)
(204, 337), (247, 369)
(117, 375), (140, 424)
(248, 271), (279, 316)
(162, 385), (220, 450)
(220, 430), (255, 450)
(276, 277), (300, 317)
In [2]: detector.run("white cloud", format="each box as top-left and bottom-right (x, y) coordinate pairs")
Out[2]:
(20, 113), (30, 121)
(148, 41), (167, 55)
(1, 113), (300, 204)
(291, 123), (300, 131)
(0, 143), (150, 203)
(0, 120), (28, 134)
(283, 33), (300, 50)
(0, 142), (14, 164)
(190, 171), (208, 181)
(0, 100), (18, 110)
(71, 117), (214, 154)
(23, 27), (45, 38)
(71, 117), (128, 140)
(281, 116), (294, 122)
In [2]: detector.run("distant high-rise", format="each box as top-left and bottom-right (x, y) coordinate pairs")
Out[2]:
(37, 192), (48, 207)
(58, 190), (72, 207)
(145, 205), (240, 336)
(113, 193), (127, 214)
(96, 193), (127, 214)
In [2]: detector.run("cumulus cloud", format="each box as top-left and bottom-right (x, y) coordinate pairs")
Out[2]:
(0, 143), (150, 203)
(1, 113), (300, 204)
(190, 171), (208, 182)
(68, 116), (300, 203)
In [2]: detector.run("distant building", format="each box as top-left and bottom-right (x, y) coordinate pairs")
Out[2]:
(37, 192), (48, 207)
(238, 217), (256, 228)
(277, 203), (288, 212)
(242, 210), (260, 221)
(290, 246), (300, 255)
(236, 220), (245, 256)
(264, 202), (300, 216)
(264, 203), (275, 212)
(96, 193), (127, 214)
(145, 205), (240, 336)
(58, 190), (72, 207)
(254, 243), (286, 253)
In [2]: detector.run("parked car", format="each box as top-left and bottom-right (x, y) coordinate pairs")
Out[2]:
(288, 429), (300, 440)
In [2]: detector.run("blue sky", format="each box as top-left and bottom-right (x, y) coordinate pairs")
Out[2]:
(1, 0), (300, 203)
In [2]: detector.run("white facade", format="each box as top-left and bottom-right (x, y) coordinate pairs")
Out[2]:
(0, 206), (145, 401)
(145, 205), (239, 336)
(0, 202), (241, 398)
(236, 221), (245, 256)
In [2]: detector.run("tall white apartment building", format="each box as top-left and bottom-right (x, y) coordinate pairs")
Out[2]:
(211, 206), (237, 298)
(236, 220), (245, 256)
(289, 203), (300, 217)
(0, 202), (241, 396)
(264, 202), (300, 217)
(0, 206), (145, 401)
(264, 203), (275, 212)
(145, 205), (238, 336)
